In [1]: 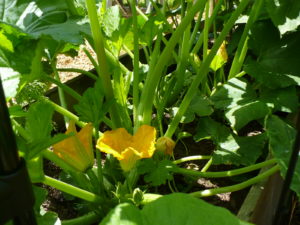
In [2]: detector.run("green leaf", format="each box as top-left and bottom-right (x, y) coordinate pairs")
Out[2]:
(138, 159), (176, 186)
(74, 79), (110, 125)
(195, 118), (266, 166)
(102, 5), (120, 37)
(260, 86), (299, 113)
(265, 115), (300, 198)
(225, 101), (270, 131)
(100, 203), (143, 225)
(171, 94), (213, 123)
(25, 101), (53, 143)
(210, 78), (256, 110)
(36, 212), (61, 225)
(141, 193), (242, 225)
(248, 19), (280, 56)
(101, 194), (250, 225)
(266, 0), (300, 34)
(0, 68), (20, 99)
(244, 31), (300, 88)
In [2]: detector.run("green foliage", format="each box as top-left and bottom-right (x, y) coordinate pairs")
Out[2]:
(100, 193), (250, 225)
(265, 115), (300, 198)
(74, 79), (111, 126)
(138, 159), (176, 186)
(195, 117), (267, 166)
(266, 0), (300, 34)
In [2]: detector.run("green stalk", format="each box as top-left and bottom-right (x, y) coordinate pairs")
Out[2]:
(66, 0), (80, 16)
(43, 98), (86, 128)
(85, 0), (121, 128)
(52, 63), (69, 125)
(228, 0), (264, 79)
(44, 76), (82, 101)
(62, 212), (101, 225)
(57, 68), (98, 81)
(203, 1), (210, 60)
(172, 159), (277, 178)
(165, 0), (251, 138)
(191, 0), (223, 54)
(201, 158), (212, 172)
(173, 155), (211, 164)
(189, 165), (280, 198)
(94, 126), (105, 196)
(43, 175), (103, 203)
(130, 0), (140, 128)
(138, 0), (208, 126)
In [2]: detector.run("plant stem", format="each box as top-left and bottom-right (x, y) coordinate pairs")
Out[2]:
(85, 0), (121, 128)
(65, 0), (80, 16)
(173, 155), (211, 164)
(43, 175), (103, 203)
(189, 165), (280, 198)
(201, 158), (212, 172)
(165, 0), (251, 138)
(228, 0), (263, 79)
(43, 98), (86, 128)
(52, 62), (69, 126)
(57, 68), (98, 80)
(138, 0), (208, 126)
(172, 159), (277, 178)
(43, 76), (82, 101)
(62, 212), (101, 225)
(129, 0), (140, 128)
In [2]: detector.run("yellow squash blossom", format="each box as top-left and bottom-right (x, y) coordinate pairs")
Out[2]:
(156, 136), (176, 156)
(96, 125), (156, 171)
(53, 121), (94, 172)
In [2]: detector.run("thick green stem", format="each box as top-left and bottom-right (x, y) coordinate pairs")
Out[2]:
(165, 0), (251, 138)
(130, 0), (140, 128)
(43, 175), (102, 203)
(190, 165), (280, 198)
(52, 62), (69, 126)
(228, 0), (263, 78)
(66, 0), (80, 16)
(62, 212), (101, 225)
(172, 159), (277, 178)
(138, 0), (208, 126)
(85, 0), (121, 128)
(173, 155), (211, 164)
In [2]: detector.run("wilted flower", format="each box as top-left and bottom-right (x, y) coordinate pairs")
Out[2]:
(156, 136), (176, 155)
(53, 121), (94, 172)
(96, 125), (156, 171)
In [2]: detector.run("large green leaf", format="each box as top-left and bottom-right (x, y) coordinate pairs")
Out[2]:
(266, 0), (300, 34)
(265, 115), (300, 198)
(195, 117), (266, 166)
(99, 203), (143, 225)
(0, 0), (89, 44)
(245, 31), (300, 88)
(225, 101), (270, 131)
(210, 78), (256, 110)
(260, 86), (299, 113)
(100, 193), (251, 225)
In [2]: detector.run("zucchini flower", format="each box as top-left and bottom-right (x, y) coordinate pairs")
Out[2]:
(53, 121), (94, 172)
(156, 136), (176, 156)
(96, 125), (156, 171)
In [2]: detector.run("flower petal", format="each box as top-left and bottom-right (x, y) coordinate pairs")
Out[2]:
(96, 128), (132, 159)
(133, 125), (156, 158)
(119, 147), (142, 171)
(77, 123), (94, 163)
